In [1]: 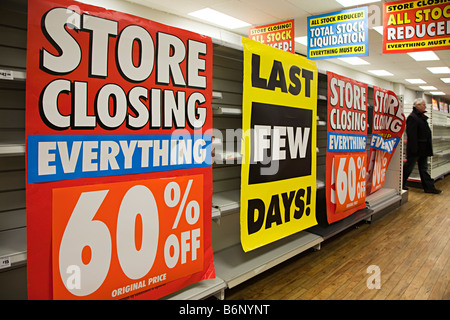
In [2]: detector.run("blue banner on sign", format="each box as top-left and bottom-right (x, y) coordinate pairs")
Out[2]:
(27, 134), (212, 183)
(369, 133), (400, 154)
(307, 6), (368, 60)
(327, 132), (367, 152)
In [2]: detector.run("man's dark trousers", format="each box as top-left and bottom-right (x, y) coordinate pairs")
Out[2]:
(403, 155), (434, 191)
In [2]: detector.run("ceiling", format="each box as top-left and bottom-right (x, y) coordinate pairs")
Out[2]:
(128, 0), (450, 102)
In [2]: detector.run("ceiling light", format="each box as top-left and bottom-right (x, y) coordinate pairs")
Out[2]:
(407, 51), (439, 61)
(427, 66), (450, 74)
(372, 26), (383, 35)
(440, 78), (450, 83)
(430, 91), (445, 95)
(295, 36), (308, 46)
(338, 57), (370, 65)
(188, 8), (250, 29)
(368, 70), (393, 76)
(336, 0), (381, 7)
(406, 79), (426, 84)
(419, 86), (437, 90)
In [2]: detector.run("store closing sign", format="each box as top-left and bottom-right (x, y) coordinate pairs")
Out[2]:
(366, 87), (405, 195)
(249, 19), (295, 53)
(26, 0), (214, 300)
(325, 72), (368, 224)
(241, 38), (318, 252)
(383, 0), (450, 54)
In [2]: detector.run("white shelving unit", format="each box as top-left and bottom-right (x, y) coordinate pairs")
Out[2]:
(163, 278), (227, 300)
(214, 232), (323, 289)
(430, 108), (450, 180)
(0, 144), (25, 156)
(0, 0), (28, 300)
(0, 228), (27, 269)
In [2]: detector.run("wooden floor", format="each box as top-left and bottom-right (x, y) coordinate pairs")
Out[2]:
(225, 176), (450, 300)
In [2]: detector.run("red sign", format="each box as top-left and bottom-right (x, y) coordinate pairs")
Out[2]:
(249, 19), (295, 53)
(26, 0), (214, 299)
(383, 0), (450, 54)
(333, 153), (367, 214)
(325, 72), (368, 224)
(366, 87), (406, 194)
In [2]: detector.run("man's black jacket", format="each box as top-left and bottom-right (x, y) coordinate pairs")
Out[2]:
(405, 107), (433, 157)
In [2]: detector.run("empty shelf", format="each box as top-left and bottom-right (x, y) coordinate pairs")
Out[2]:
(214, 231), (323, 289)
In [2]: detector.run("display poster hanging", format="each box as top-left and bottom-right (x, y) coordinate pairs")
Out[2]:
(26, 0), (215, 300)
(325, 72), (368, 224)
(432, 98), (439, 111)
(383, 0), (450, 54)
(440, 101), (449, 113)
(240, 38), (318, 252)
(366, 87), (406, 195)
(248, 19), (295, 53)
(307, 6), (368, 60)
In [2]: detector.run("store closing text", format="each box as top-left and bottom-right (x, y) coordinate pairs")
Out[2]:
(39, 7), (209, 131)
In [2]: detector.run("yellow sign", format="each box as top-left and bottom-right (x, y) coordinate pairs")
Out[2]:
(240, 38), (318, 252)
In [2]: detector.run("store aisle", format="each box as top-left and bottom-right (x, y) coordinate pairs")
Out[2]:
(225, 177), (449, 300)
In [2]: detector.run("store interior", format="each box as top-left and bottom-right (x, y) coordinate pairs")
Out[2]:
(0, 0), (449, 300)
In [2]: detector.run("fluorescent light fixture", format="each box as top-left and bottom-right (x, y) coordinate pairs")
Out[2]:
(430, 91), (445, 95)
(188, 8), (250, 29)
(338, 57), (370, 65)
(440, 78), (450, 83)
(295, 36), (308, 46)
(407, 51), (439, 61)
(373, 26), (383, 35)
(406, 78), (426, 84)
(419, 86), (437, 90)
(368, 70), (393, 76)
(336, 0), (381, 7)
(427, 66), (450, 74)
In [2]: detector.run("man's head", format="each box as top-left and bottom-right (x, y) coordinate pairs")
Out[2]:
(413, 98), (427, 113)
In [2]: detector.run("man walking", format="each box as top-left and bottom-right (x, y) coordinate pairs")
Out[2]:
(403, 98), (442, 194)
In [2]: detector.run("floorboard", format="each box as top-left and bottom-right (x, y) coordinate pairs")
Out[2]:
(225, 176), (449, 300)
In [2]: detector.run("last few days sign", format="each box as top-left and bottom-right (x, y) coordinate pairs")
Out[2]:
(240, 38), (318, 252)
(26, 0), (215, 300)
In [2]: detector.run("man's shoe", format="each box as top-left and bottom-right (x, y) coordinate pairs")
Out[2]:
(424, 189), (442, 194)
